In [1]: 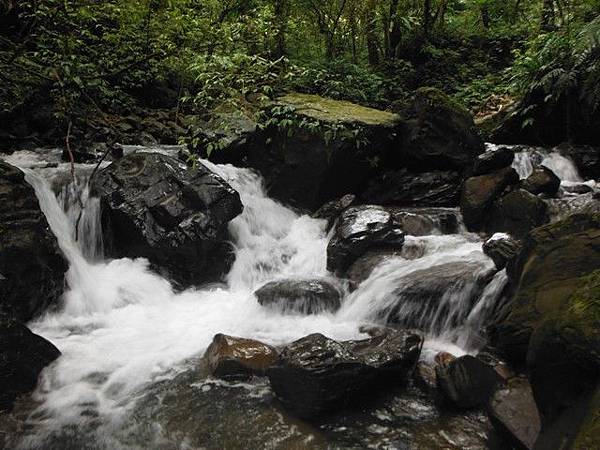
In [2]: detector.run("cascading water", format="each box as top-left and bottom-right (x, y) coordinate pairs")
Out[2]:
(2, 143), (590, 448)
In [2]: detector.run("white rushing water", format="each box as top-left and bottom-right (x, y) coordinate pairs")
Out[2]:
(2, 147), (518, 447)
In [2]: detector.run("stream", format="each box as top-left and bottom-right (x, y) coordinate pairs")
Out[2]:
(0, 144), (595, 449)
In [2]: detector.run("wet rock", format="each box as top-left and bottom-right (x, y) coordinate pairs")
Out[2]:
(488, 378), (541, 450)
(436, 355), (503, 408)
(0, 316), (61, 411)
(267, 330), (422, 418)
(383, 261), (497, 333)
(204, 334), (278, 380)
(483, 234), (521, 270)
(92, 152), (243, 286)
(312, 194), (356, 231)
(520, 167), (560, 197)
(346, 249), (404, 286)
(414, 362), (438, 392)
(473, 147), (515, 175)
(254, 279), (343, 314)
(189, 112), (258, 166)
(396, 87), (485, 172)
(556, 143), (600, 181)
(0, 161), (68, 321)
(486, 189), (548, 239)
(435, 352), (457, 368)
(526, 272), (600, 425)
(561, 183), (593, 195)
(327, 205), (405, 275)
(492, 213), (600, 364)
(390, 207), (461, 235)
(460, 167), (519, 230)
(246, 93), (402, 209)
(362, 169), (461, 207)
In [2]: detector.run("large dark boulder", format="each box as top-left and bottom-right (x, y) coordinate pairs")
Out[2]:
(492, 213), (600, 363)
(254, 279), (343, 314)
(362, 169), (461, 207)
(526, 270), (600, 426)
(381, 261), (497, 333)
(436, 355), (503, 409)
(520, 167), (561, 197)
(473, 147), (515, 175)
(245, 93), (402, 210)
(460, 167), (519, 230)
(485, 189), (549, 239)
(204, 334), (278, 380)
(396, 87), (485, 172)
(267, 330), (422, 418)
(488, 378), (541, 450)
(0, 161), (68, 321)
(0, 316), (61, 411)
(92, 152), (243, 286)
(327, 205), (405, 275)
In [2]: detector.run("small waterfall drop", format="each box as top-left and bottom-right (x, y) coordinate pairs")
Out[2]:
(1, 146), (515, 448)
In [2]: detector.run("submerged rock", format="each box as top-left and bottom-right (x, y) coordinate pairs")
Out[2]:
(0, 161), (68, 321)
(483, 234), (521, 270)
(488, 378), (541, 450)
(327, 205), (405, 275)
(382, 261), (497, 333)
(204, 334), (278, 380)
(267, 330), (422, 418)
(0, 316), (61, 411)
(396, 87), (485, 172)
(460, 167), (519, 230)
(93, 152), (243, 286)
(520, 167), (560, 197)
(436, 355), (503, 408)
(362, 169), (461, 207)
(473, 147), (515, 175)
(254, 279), (343, 314)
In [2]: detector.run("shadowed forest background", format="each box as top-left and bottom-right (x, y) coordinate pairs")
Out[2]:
(1, 0), (600, 153)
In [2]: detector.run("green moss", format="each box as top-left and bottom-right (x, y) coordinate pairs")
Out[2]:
(564, 270), (600, 339)
(571, 385), (600, 450)
(275, 93), (401, 127)
(415, 87), (472, 120)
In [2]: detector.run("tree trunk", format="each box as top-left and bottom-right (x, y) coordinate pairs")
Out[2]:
(387, 0), (401, 58)
(365, 0), (380, 66)
(273, 0), (287, 57)
(541, 0), (555, 31)
(423, 0), (432, 38)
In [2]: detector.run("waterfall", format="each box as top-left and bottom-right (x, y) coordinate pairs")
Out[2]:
(2, 147), (512, 447)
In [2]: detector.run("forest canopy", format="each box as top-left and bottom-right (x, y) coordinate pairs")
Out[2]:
(1, 0), (599, 144)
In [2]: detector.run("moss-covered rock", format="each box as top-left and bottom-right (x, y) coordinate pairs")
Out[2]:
(396, 87), (485, 172)
(527, 271), (600, 423)
(246, 93), (402, 210)
(492, 213), (600, 363)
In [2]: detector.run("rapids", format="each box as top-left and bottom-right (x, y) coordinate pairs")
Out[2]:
(0, 143), (594, 449)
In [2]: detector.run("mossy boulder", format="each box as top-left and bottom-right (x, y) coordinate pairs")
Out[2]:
(247, 93), (402, 210)
(395, 87), (485, 172)
(492, 213), (600, 363)
(527, 271), (600, 424)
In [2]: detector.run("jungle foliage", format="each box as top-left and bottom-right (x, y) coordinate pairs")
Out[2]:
(1, 0), (599, 130)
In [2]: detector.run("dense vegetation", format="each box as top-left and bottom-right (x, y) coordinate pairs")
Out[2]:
(1, 0), (599, 146)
